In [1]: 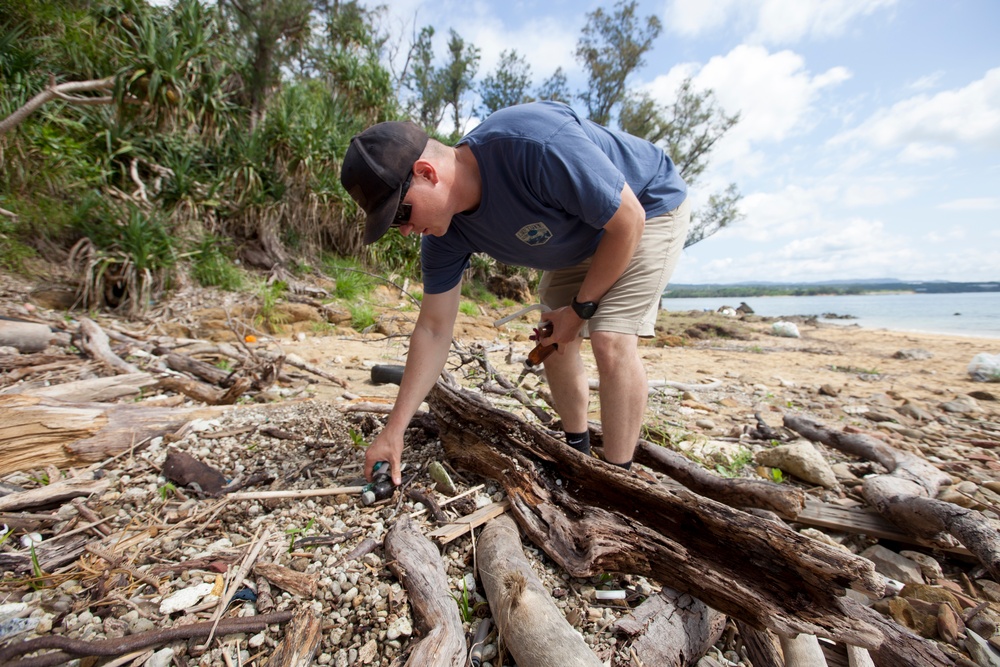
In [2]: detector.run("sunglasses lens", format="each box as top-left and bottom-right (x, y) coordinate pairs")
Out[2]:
(392, 203), (411, 227)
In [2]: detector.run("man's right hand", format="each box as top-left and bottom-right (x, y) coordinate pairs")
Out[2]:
(364, 430), (404, 486)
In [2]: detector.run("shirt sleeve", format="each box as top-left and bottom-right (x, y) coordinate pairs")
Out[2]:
(420, 236), (470, 294)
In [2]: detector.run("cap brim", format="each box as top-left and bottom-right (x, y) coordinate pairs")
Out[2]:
(363, 186), (402, 245)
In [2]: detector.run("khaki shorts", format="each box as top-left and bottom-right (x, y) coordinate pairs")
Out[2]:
(538, 197), (690, 337)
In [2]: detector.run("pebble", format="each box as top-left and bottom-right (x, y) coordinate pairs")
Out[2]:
(159, 582), (216, 615)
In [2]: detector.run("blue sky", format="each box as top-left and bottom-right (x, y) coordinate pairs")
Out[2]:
(378, 0), (1000, 284)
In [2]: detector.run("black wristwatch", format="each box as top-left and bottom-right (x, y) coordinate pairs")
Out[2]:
(571, 297), (599, 320)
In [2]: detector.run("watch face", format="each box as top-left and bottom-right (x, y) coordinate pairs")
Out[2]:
(573, 299), (598, 319)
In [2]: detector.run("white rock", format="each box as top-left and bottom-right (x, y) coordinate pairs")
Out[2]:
(386, 616), (412, 640)
(755, 441), (839, 489)
(144, 647), (175, 667)
(158, 583), (215, 615)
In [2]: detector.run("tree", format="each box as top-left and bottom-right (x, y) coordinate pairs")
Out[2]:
(404, 26), (446, 132)
(439, 29), (480, 136)
(619, 79), (743, 247)
(534, 67), (572, 104)
(575, 0), (661, 126)
(220, 0), (312, 129)
(478, 49), (531, 117)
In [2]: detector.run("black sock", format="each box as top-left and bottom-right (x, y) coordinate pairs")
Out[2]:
(610, 459), (633, 471)
(565, 431), (591, 456)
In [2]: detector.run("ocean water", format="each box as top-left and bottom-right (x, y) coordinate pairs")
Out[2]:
(661, 291), (1000, 339)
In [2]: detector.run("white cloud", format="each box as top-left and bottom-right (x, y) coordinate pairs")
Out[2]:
(642, 46), (850, 176)
(664, 0), (899, 44)
(938, 197), (1000, 211)
(830, 67), (1000, 155)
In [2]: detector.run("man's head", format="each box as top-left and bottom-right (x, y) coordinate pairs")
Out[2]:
(341, 121), (429, 244)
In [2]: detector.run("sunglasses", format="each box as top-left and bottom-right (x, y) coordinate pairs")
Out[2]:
(391, 173), (413, 227)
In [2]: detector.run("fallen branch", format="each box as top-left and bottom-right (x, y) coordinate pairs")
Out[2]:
(0, 75), (115, 136)
(479, 513), (603, 667)
(0, 610), (294, 667)
(785, 414), (1000, 578)
(73, 318), (140, 374)
(384, 514), (466, 666)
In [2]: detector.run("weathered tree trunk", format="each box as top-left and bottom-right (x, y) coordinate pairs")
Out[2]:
(613, 586), (726, 666)
(9, 372), (158, 402)
(779, 634), (829, 666)
(426, 381), (884, 647)
(478, 513), (604, 667)
(0, 394), (225, 474)
(0, 319), (58, 353)
(735, 621), (784, 667)
(383, 514), (466, 666)
(785, 415), (1000, 579)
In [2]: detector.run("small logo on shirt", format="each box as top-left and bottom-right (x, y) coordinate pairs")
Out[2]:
(516, 222), (552, 246)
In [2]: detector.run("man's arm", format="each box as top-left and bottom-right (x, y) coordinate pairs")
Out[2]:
(544, 182), (646, 345)
(364, 283), (461, 484)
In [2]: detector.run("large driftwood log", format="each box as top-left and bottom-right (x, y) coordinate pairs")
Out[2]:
(478, 513), (604, 667)
(426, 381), (884, 647)
(613, 586), (726, 666)
(0, 394), (225, 474)
(785, 415), (1000, 579)
(383, 514), (466, 666)
(10, 372), (158, 402)
(0, 319), (58, 353)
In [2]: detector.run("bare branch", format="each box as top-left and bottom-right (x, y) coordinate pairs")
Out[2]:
(0, 76), (116, 136)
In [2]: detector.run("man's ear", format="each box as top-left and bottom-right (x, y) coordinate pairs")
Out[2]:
(413, 158), (438, 185)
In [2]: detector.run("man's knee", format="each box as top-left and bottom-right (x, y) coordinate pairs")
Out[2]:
(590, 331), (639, 368)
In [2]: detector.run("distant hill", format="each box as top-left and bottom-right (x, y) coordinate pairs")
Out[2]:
(664, 280), (1000, 298)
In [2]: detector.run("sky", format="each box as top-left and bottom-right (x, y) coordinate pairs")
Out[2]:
(375, 0), (1000, 285)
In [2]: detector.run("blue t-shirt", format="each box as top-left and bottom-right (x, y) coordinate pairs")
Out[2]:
(421, 101), (687, 294)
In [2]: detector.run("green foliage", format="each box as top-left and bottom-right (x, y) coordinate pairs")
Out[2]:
(254, 280), (290, 332)
(479, 49), (531, 117)
(349, 303), (376, 331)
(0, 218), (37, 272)
(714, 447), (753, 478)
(323, 255), (375, 301)
(576, 0), (661, 126)
(452, 577), (476, 624)
(348, 428), (367, 449)
(158, 481), (177, 500)
(285, 517), (315, 553)
(192, 235), (245, 291)
(458, 300), (479, 317)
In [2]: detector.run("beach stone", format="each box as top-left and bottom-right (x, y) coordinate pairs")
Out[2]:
(158, 583), (215, 615)
(977, 579), (1000, 603)
(819, 384), (840, 396)
(939, 396), (981, 414)
(899, 551), (943, 582)
(968, 390), (996, 401)
(695, 419), (716, 430)
(754, 441), (838, 489)
(427, 461), (457, 495)
(146, 648), (175, 667)
(861, 545), (924, 585)
(894, 348), (934, 360)
(896, 402), (935, 422)
(830, 462), (859, 482)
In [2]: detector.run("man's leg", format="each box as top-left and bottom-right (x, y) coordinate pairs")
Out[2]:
(590, 330), (646, 465)
(541, 336), (589, 433)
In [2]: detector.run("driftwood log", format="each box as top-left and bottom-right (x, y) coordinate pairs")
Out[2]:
(73, 317), (139, 374)
(785, 414), (1000, 579)
(8, 372), (158, 402)
(426, 380), (884, 646)
(631, 438), (806, 518)
(0, 319), (60, 353)
(478, 513), (603, 667)
(0, 394), (225, 474)
(267, 610), (322, 667)
(613, 586), (726, 666)
(383, 514), (466, 666)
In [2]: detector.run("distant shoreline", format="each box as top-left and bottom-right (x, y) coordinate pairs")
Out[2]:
(664, 283), (1000, 298)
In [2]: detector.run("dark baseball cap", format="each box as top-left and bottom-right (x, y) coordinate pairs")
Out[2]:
(341, 121), (429, 244)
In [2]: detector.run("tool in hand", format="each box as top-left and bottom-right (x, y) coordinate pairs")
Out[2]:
(494, 304), (556, 385)
(361, 461), (395, 506)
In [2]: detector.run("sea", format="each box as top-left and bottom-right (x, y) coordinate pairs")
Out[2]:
(661, 291), (1000, 339)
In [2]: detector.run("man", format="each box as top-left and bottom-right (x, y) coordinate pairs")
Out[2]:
(341, 101), (689, 485)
